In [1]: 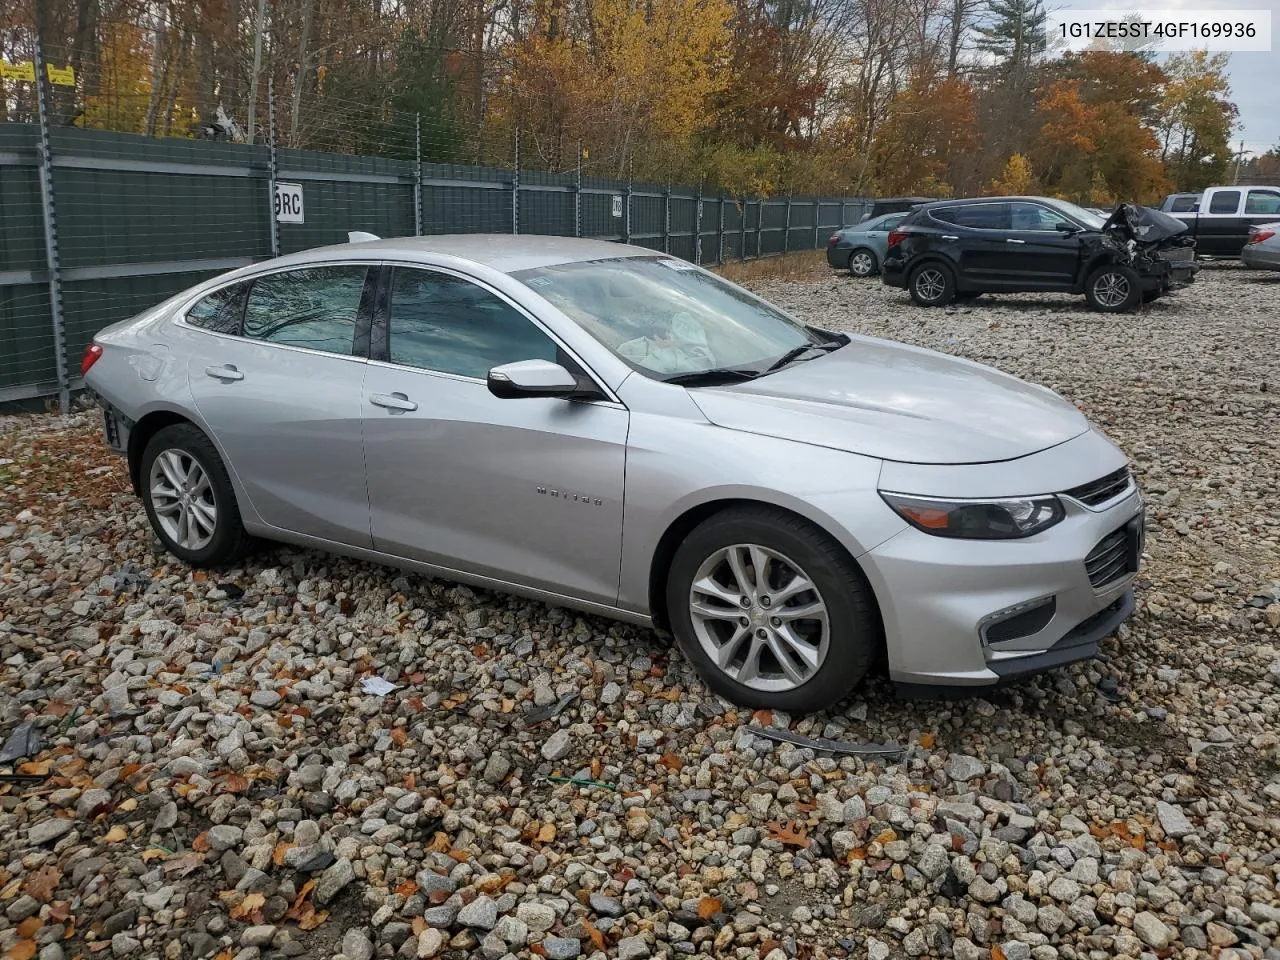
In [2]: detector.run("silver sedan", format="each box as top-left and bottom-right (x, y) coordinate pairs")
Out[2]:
(83, 235), (1143, 711)
(1243, 222), (1280, 271)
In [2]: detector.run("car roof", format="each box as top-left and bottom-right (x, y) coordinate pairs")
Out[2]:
(266, 234), (654, 274)
(919, 196), (1071, 208)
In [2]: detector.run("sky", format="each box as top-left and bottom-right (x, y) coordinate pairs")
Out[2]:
(1053, 0), (1278, 159)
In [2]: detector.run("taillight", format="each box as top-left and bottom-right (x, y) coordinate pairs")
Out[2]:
(81, 343), (103, 376)
(887, 229), (907, 247)
(1248, 230), (1274, 244)
(828, 233), (841, 245)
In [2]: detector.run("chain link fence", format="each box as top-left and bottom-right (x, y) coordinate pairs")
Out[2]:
(1, 115), (871, 407)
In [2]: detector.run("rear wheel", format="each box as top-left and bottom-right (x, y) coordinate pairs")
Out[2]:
(848, 248), (878, 277)
(1084, 264), (1142, 312)
(666, 506), (879, 712)
(140, 424), (249, 566)
(908, 263), (956, 306)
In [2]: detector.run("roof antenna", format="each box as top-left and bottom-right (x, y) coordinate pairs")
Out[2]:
(348, 231), (380, 243)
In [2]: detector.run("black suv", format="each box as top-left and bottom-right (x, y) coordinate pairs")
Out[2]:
(882, 196), (1197, 313)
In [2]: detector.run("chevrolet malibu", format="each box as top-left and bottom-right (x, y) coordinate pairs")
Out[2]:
(83, 235), (1143, 711)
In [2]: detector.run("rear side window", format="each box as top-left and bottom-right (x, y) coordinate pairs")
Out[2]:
(1244, 189), (1280, 215)
(387, 267), (559, 379)
(185, 283), (246, 335)
(1169, 195), (1200, 212)
(1208, 191), (1240, 214)
(243, 266), (369, 356)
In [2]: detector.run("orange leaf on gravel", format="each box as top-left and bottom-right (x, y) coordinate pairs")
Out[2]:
(697, 897), (722, 919)
(24, 867), (61, 902)
(102, 825), (127, 843)
(657, 753), (682, 771)
(230, 892), (265, 921)
(191, 831), (211, 853)
(584, 921), (605, 951)
(536, 823), (556, 843)
(6, 940), (36, 960)
(223, 774), (249, 794)
(273, 842), (295, 866)
(15, 918), (40, 938)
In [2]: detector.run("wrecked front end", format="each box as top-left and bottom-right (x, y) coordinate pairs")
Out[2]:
(1091, 203), (1199, 291)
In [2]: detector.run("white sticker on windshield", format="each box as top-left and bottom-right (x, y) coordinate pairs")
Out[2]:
(525, 276), (553, 288)
(658, 258), (699, 271)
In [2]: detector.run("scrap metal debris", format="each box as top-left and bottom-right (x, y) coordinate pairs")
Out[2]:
(525, 691), (578, 725)
(543, 775), (617, 792)
(0, 721), (42, 763)
(745, 725), (903, 757)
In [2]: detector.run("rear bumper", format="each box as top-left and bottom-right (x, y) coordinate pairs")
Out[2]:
(827, 245), (850, 268)
(1242, 246), (1280, 270)
(882, 259), (907, 288)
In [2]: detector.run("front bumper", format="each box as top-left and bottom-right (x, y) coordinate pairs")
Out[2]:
(861, 485), (1143, 687)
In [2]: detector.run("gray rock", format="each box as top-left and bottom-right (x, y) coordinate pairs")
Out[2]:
(541, 936), (581, 959)
(457, 895), (498, 930)
(29, 818), (74, 845)
(517, 901), (557, 932)
(1134, 911), (1173, 949)
(493, 915), (529, 946)
(946, 753), (986, 781)
(241, 926), (277, 947)
(482, 752), (511, 785)
(341, 929), (374, 960)
(616, 935), (650, 960)
(207, 823), (243, 851)
(76, 788), (112, 818)
(250, 689), (282, 707)
(102, 908), (137, 936)
(110, 934), (140, 956)
(867, 939), (890, 960)
(314, 858), (355, 904)
(589, 892), (623, 917)
(541, 730), (572, 761)
(918, 843), (949, 879)
(153, 801), (178, 831)
(1001, 943), (1030, 960)
(7, 895), (40, 923)
(601, 682), (622, 705)
(1156, 801), (1195, 838)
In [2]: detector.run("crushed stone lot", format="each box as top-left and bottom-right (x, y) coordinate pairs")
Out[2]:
(1, 262), (1278, 960)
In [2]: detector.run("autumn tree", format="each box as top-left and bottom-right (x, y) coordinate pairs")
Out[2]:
(1157, 51), (1237, 190)
(989, 152), (1037, 194)
(870, 76), (979, 196)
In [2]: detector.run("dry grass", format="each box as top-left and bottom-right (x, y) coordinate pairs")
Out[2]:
(713, 250), (832, 284)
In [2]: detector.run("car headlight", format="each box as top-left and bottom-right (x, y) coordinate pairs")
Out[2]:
(880, 492), (1065, 539)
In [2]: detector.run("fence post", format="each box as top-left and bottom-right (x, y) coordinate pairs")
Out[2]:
(813, 200), (820, 250)
(717, 196), (725, 265)
(694, 185), (702, 264)
(266, 77), (280, 258)
(841, 200), (848, 227)
(756, 200), (763, 259)
(33, 34), (70, 414)
(574, 141), (583, 238)
(624, 160), (633, 246)
(784, 198), (792, 253)
(414, 113), (423, 236)
(663, 186), (671, 253)
(512, 127), (520, 235)
(741, 198), (748, 262)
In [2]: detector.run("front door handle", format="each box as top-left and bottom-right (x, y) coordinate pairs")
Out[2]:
(370, 392), (418, 412)
(1006, 239), (1027, 244)
(205, 364), (244, 381)
(941, 235), (959, 241)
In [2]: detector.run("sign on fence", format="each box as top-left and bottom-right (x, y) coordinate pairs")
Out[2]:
(46, 65), (76, 86)
(0, 62), (75, 84)
(274, 182), (305, 223)
(611, 195), (623, 218)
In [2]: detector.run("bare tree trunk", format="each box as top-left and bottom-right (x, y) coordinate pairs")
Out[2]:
(247, 0), (268, 144)
(143, 2), (170, 136)
(290, 0), (315, 146)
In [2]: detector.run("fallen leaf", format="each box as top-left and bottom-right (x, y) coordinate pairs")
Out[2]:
(536, 822), (557, 843)
(657, 752), (683, 771)
(752, 709), (773, 726)
(230, 892), (266, 921)
(273, 842), (295, 866)
(102, 825), (127, 843)
(411, 917), (427, 935)
(15, 917), (41, 938)
(289, 879), (316, 914)
(697, 896), (722, 919)
(590, 758), (602, 780)
(297, 905), (328, 930)
(47, 902), (70, 922)
(394, 880), (418, 897)
(17, 760), (51, 776)
(23, 867), (61, 902)
(765, 820), (810, 849)
(44, 701), (72, 718)
(584, 920), (605, 951)
(223, 774), (249, 794)
(7, 940), (37, 960)
(192, 831), (211, 853)
(141, 848), (168, 863)
(919, 732), (935, 749)
(992, 947), (1007, 960)
(390, 728), (408, 747)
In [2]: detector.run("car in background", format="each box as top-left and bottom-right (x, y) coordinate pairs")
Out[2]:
(859, 197), (934, 222)
(1242, 222), (1280, 271)
(826, 213), (908, 276)
(1158, 192), (1201, 214)
(882, 197), (1197, 312)
(1162, 185), (1280, 257)
(82, 234), (1142, 711)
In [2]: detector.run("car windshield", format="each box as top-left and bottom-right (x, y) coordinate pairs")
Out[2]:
(512, 256), (823, 379)
(1047, 199), (1107, 229)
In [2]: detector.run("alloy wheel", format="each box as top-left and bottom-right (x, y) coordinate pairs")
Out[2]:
(1093, 271), (1130, 308)
(850, 252), (874, 276)
(914, 268), (946, 302)
(149, 449), (217, 551)
(687, 543), (830, 692)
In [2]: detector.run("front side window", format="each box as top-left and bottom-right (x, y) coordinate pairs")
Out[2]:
(513, 256), (819, 379)
(243, 266), (368, 356)
(1009, 202), (1071, 231)
(1170, 195), (1200, 212)
(1208, 190), (1241, 214)
(932, 204), (1009, 230)
(1244, 189), (1280, 215)
(387, 268), (559, 379)
(186, 282), (246, 335)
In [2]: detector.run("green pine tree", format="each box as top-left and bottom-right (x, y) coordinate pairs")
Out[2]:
(974, 0), (1048, 74)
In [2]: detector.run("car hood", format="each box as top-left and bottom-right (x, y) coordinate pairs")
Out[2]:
(689, 337), (1089, 465)
(1102, 203), (1190, 246)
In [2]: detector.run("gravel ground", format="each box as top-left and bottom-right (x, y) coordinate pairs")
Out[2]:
(0, 262), (1278, 960)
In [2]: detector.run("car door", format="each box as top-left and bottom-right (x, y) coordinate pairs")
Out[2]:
(361, 264), (629, 606)
(181, 263), (377, 546)
(1195, 189), (1243, 256)
(941, 202), (1013, 286)
(1004, 201), (1081, 288)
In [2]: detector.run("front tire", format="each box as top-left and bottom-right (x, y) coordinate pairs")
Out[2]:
(848, 248), (878, 277)
(908, 263), (956, 306)
(1084, 264), (1142, 312)
(666, 506), (879, 712)
(140, 424), (249, 566)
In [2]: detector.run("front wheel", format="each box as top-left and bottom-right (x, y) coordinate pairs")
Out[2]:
(848, 248), (878, 277)
(666, 506), (879, 712)
(140, 424), (249, 566)
(908, 263), (956, 306)
(1084, 264), (1142, 312)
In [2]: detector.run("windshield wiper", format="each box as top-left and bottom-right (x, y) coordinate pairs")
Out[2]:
(764, 339), (845, 373)
(663, 367), (762, 386)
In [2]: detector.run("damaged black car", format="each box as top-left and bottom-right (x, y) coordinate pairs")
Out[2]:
(881, 197), (1198, 313)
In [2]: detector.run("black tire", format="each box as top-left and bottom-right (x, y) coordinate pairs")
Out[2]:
(140, 423), (250, 566)
(908, 262), (956, 306)
(848, 248), (878, 277)
(666, 505), (880, 712)
(1084, 263), (1142, 313)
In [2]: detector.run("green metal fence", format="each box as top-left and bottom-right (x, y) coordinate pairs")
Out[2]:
(0, 122), (871, 405)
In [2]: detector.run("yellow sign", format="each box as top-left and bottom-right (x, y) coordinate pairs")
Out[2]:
(46, 64), (76, 86)
(1, 60), (36, 82)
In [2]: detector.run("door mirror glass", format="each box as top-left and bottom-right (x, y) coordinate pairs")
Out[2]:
(1055, 221), (1081, 234)
(488, 359), (593, 400)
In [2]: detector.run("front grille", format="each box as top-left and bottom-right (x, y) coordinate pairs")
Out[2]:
(1085, 528), (1129, 588)
(1065, 468), (1131, 507)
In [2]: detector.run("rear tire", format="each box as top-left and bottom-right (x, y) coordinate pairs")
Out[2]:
(140, 424), (249, 567)
(908, 262), (956, 306)
(666, 506), (879, 712)
(848, 248), (878, 277)
(1084, 264), (1142, 312)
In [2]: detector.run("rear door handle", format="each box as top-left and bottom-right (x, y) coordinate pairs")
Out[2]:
(205, 364), (244, 381)
(941, 235), (959, 241)
(1006, 239), (1027, 244)
(370, 392), (418, 412)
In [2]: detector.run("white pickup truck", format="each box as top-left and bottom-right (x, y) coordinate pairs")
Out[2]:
(1158, 185), (1280, 258)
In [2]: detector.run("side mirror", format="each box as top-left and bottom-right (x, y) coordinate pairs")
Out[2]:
(1055, 221), (1081, 234)
(487, 359), (601, 401)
